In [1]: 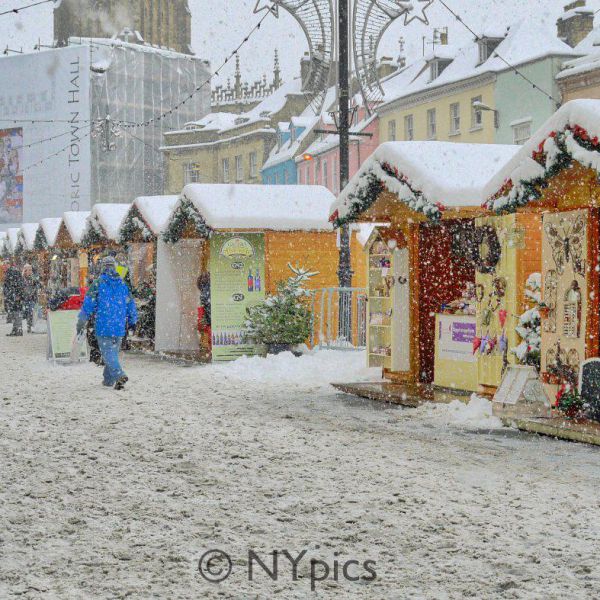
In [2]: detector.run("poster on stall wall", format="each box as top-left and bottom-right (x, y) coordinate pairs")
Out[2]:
(210, 232), (265, 362)
(47, 310), (88, 363)
(438, 314), (477, 363)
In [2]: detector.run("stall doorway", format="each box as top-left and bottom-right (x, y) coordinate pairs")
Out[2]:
(155, 238), (203, 354)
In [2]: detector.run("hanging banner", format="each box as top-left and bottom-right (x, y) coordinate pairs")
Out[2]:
(210, 232), (266, 362)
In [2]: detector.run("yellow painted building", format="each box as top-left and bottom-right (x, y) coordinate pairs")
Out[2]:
(162, 79), (309, 193)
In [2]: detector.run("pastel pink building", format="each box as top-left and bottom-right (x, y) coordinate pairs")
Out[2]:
(295, 105), (379, 194)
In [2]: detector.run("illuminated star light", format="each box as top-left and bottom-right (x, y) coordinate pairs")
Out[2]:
(253, 0), (280, 18)
(404, 0), (434, 25)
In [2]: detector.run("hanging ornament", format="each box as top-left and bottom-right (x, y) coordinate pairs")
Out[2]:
(498, 309), (508, 328)
(499, 332), (508, 353)
(480, 335), (489, 355)
(472, 336), (482, 355)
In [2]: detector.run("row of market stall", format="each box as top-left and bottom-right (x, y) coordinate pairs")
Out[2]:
(329, 99), (600, 404)
(0, 184), (367, 361)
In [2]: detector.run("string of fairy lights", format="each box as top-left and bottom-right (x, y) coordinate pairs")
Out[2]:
(0, 0), (54, 18)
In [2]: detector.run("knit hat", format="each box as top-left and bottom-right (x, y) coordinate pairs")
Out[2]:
(100, 255), (118, 271)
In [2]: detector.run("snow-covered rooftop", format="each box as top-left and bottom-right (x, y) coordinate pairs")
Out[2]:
(331, 141), (519, 224)
(19, 223), (39, 251)
(484, 99), (600, 207)
(63, 212), (92, 245)
(133, 196), (179, 235)
(40, 218), (63, 248)
(179, 184), (334, 231)
(6, 227), (20, 252)
(380, 18), (577, 109)
(88, 204), (131, 241)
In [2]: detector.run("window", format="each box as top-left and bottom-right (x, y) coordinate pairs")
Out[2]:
(450, 103), (460, 135)
(471, 96), (483, 129)
(249, 152), (258, 178)
(427, 109), (436, 139)
(222, 158), (230, 183)
(429, 59), (452, 81)
(298, 169), (303, 185)
(235, 155), (243, 181)
(478, 38), (503, 65)
(322, 160), (328, 189)
(314, 161), (319, 185)
(388, 119), (397, 141)
(284, 170), (290, 184)
(404, 114), (414, 141)
(513, 121), (532, 145)
(183, 162), (201, 184)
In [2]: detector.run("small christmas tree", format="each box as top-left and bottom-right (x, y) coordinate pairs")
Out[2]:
(244, 264), (318, 348)
(512, 273), (541, 370)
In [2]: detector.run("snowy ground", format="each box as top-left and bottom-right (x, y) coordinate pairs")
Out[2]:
(1, 325), (600, 599)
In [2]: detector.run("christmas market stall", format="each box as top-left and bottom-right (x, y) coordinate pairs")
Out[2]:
(80, 203), (130, 283)
(33, 218), (63, 297)
(119, 195), (179, 342)
(51, 211), (91, 290)
(15, 223), (40, 267)
(156, 183), (360, 361)
(330, 141), (519, 392)
(483, 99), (600, 408)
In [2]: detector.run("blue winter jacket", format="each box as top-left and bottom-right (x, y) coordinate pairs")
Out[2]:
(78, 270), (138, 337)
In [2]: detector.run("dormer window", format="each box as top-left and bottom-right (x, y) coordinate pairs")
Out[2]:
(429, 58), (452, 81)
(478, 37), (503, 65)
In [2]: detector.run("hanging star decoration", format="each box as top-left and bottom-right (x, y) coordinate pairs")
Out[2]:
(403, 0), (434, 25)
(253, 0), (280, 18)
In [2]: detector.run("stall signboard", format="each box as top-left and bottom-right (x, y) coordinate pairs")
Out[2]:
(438, 315), (477, 363)
(209, 232), (266, 362)
(47, 310), (87, 362)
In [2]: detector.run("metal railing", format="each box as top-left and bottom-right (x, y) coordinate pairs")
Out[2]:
(310, 287), (367, 349)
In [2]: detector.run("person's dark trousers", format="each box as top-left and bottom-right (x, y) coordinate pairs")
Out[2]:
(8, 310), (23, 335)
(23, 302), (34, 332)
(97, 336), (126, 386)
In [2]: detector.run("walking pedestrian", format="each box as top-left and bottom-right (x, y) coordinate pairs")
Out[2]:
(3, 262), (25, 336)
(21, 264), (40, 333)
(76, 256), (138, 390)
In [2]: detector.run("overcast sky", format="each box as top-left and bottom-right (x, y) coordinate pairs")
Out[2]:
(2, 0), (600, 84)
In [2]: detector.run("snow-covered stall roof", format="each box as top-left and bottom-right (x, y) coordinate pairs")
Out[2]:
(483, 99), (600, 212)
(133, 196), (179, 235)
(84, 203), (131, 243)
(330, 142), (519, 225)
(170, 184), (334, 235)
(39, 218), (63, 248)
(18, 223), (40, 251)
(0, 231), (7, 255)
(63, 211), (91, 245)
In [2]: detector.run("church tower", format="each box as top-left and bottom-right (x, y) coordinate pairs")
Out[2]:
(54, 0), (193, 55)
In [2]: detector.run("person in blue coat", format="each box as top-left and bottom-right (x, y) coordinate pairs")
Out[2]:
(77, 256), (138, 390)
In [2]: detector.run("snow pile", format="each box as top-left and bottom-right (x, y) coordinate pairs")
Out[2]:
(181, 184), (334, 231)
(419, 395), (503, 430)
(207, 349), (380, 391)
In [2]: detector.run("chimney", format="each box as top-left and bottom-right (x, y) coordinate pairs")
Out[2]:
(557, 0), (594, 48)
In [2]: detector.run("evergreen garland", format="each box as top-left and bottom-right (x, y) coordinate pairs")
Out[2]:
(162, 198), (210, 244)
(486, 125), (598, 213)
(332, 160), (444, 228)
(34, 228), (48, 251)
(81, 219), (107, 248)
(120, 209), (154, 244)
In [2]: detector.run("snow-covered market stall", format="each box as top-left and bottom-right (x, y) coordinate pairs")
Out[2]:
(483, 99), (600, 406)
(156, 184), (365, 361)
(33, 218), (63, 300)
(119, 195), (179, 343)
(330, 141), (519, 392)
(15, 223), (40, 267)
(80, 204), (130, 285)
(52, 211), (91, 290)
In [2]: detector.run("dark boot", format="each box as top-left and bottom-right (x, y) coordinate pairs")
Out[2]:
(114, 376), (129, 391)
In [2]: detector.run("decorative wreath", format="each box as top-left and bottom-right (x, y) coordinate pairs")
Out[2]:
(474, 225), (501, 274)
